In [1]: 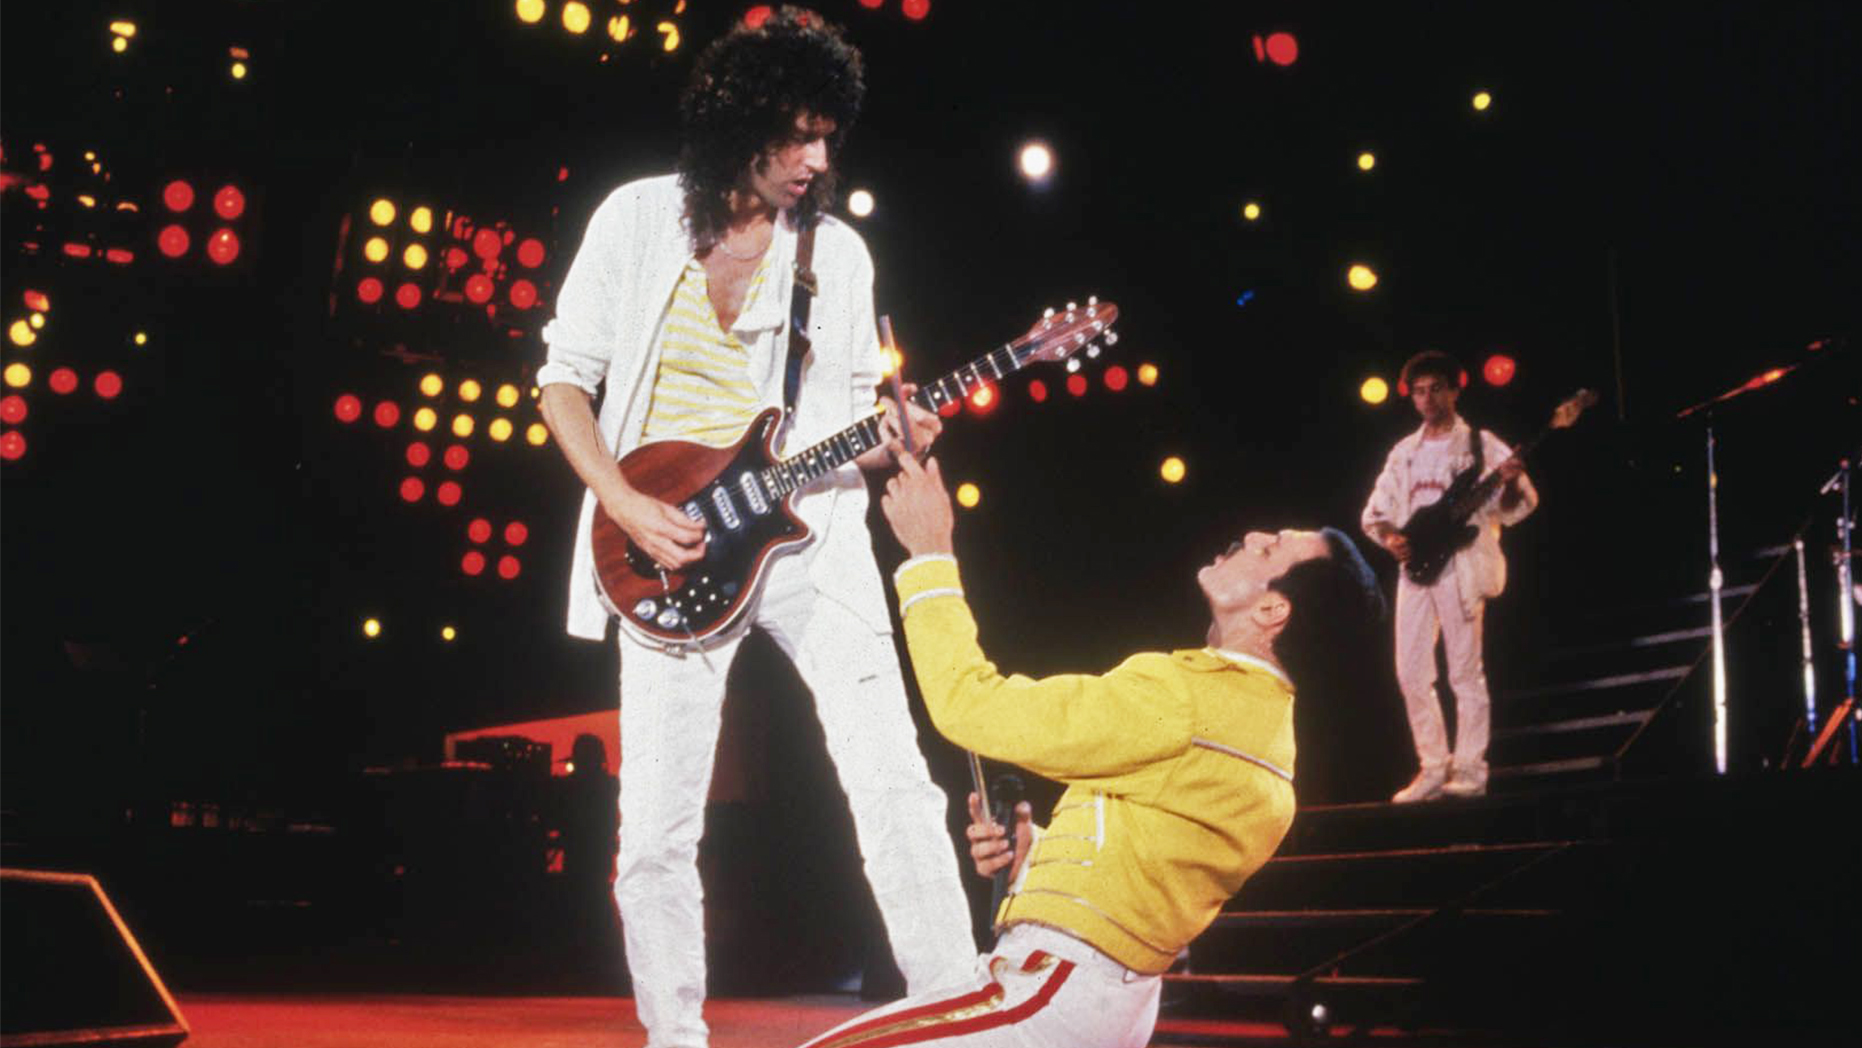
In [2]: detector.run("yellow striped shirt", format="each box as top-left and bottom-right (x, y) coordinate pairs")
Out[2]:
(640, 255), (771, 447)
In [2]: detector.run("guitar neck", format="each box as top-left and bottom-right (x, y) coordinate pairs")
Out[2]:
(1448, 427), (1548, 520)
(760, 340), (1032, 496)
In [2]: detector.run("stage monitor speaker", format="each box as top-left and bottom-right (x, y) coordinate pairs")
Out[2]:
(0, 869), (189, 1048)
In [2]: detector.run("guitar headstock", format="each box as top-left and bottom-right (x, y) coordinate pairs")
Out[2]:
(1550, 388), (1600, 429)
(1013, 297), (1121, 364)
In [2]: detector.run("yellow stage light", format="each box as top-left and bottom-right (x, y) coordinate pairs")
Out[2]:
(1242, 201), (1262, 222)
(9, 320), (36, 347)
(420, 373), (444, 397)
(78, 195), (97, 209)
(363, 236), (390, 263)
(848, 189), (875, 218)
(956, 483), (981, 509)
(442, 625), (458, 642)
(112, 36), (129, 54)
(1137, 363), (1159, 387)
(658, 21), (680, 51)
(231, 62), (248, 80)
(29, 314), (45, 330)
(458, 379), (482, 403)
(608, 15), (631, 42)
(4, 363), (31, 388)
(1473, 90), (1493, 112)
(496, 383), (520, 408)
(1360, 377), (1390, 404)
(403, 243), (429, 270)
(134, 332), (148, 346)
(110, 21), (137, 37)
(1347, 264), (1379, 291)
(410, 206), (434, 234)
(563, 2), (591, 34)
(414, 407), (438, 432)
(1019, 142), (1054, 182)
(489, 418), (514, 442)
(452, 414), (475, 438)
(516, 0), (546, 24)
(363, 618), (382, 639)
(1160, 456), (1187, 484)
(369, 199), (396, 226)
(1357, 151), (1377, 172)
(527, 423), (550, 446)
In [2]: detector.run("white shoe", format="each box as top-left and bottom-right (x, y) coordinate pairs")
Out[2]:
(1442, 766), (1489, 797)
(1392, 766), (1448, 803)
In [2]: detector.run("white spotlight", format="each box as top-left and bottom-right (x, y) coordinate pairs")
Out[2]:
(1018, 141), (1054, 183)
(847, 189), (875, 218)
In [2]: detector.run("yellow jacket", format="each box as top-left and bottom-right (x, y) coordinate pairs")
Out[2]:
(894, 556), (1298, 975)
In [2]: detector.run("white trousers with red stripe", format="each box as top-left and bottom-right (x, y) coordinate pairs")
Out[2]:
(796, 925), (1162, 1048)
(617, 554), (976, 1048)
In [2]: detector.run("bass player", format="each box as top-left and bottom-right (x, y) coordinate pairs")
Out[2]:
(1361, 350), (1537, 802)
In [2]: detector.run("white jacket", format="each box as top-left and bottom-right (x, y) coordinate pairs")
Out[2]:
(1361, 417), (1538, 618)
(537, 174), (891, 642)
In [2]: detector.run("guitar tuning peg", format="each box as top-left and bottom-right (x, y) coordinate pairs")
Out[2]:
(1086, 344), (1102, 359)
(1087, 295), (1098, 306)
(1066, 301), (1078, 311)
(1043, 307), (1055, 319)
(1103, 330), (1119, 346)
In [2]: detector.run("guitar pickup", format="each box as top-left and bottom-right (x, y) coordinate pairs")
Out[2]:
(736, 472), (769, 516)
(710, 486), (742, 531)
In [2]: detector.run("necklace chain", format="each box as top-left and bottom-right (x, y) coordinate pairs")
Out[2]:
(712, 233), (770, 262)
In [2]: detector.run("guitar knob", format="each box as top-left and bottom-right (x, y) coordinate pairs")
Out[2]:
(722, 581), (739, 598)
(633, 599), (658, 621)
(656, 608), (685, 630)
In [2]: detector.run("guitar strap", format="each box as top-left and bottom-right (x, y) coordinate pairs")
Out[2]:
(784, 221), (818, 417)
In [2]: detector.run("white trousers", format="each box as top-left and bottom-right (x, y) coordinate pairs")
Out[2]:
(795, 924), (1161, 1048)
(615, 554), (976, 1048)
(1394, 574), (1491, 781)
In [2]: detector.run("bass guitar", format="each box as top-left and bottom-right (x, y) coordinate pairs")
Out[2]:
(594, 299), (1120, 646)
(1400, 388), (1597, 586)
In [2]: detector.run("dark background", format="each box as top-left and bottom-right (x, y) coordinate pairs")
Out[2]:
(3, 0), (1857, 990)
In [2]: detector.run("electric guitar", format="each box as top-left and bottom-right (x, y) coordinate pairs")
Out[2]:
(594, 299), (1121, 646)
(1400, 388), (1597, 586)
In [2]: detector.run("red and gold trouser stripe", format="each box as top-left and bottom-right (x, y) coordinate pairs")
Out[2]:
(801, 951), (1076, 1048)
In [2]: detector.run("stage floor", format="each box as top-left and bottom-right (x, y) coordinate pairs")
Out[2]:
(173, 994), (1286, 1048)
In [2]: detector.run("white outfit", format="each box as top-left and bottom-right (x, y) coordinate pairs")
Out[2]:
(795, 925), (1161, 1048)
(1362, 418), (1537, 783)
(541, 175), (974, 1047)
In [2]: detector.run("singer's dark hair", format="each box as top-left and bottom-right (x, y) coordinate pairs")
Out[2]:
(1268, 528), (1387, 696)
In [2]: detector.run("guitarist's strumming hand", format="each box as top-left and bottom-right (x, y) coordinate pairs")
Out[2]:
(880, 452), (955, 556)
(855, 383), (942, 471)
(601, 484), (708, 570)
(966, 791), (1033, 881)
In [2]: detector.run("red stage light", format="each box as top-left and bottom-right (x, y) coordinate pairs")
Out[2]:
(400, 477), (425, 502)
(443, 444), (469, 470)
(94, 371), (123, 399)
(472, 228), (502, 261)
(213, 185), (245, 220)
(1482, 354), (1516, 387)
(357, 277), (384, 304)
(744, 5), (773, 28)
(516, 238), (545, 268)
(105, 248), (134, 264)
(464, 274), (494, 304)
(436, 480), (462, 506)
(902, 0), (930, 21)
(1066, 373), (1088, 397)
(62, 242), (93, 259)
(206, 228), (240, 265)
(23, 290), (50, 312)
(1262, 32), (1299, 66)
(0, 431), (24, 461)
(334, 393), (363, 422)
(462, 550), (486, 576)
(444, 246), (469, 271)
(1104, 365), (1129, 392)
(509, 280), (538, 310)
(373, 400), (401, 427)
(1028, 379), (1048, 403)
(967, 384), (996, 414)
(858, 0), (882, 8)
(0, 395), (26, 424)
(395, 283), (422, 309)
(163, 180), (195, 212)
(498, 555), (521, 580)
(504, 521), (529, 546)
(50, 368), (79, 395)
(157, 225), (190, 258)
(468, 518), (493, 544)
(406, 441), (431, 467)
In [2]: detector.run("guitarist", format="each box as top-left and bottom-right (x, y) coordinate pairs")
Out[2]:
(1361, 351), (1537, 802)
(535, 10), (972, 1046)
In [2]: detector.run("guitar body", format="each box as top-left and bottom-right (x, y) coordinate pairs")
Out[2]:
(1400, 464), (1483, 586)
(592, 407), (811, 646)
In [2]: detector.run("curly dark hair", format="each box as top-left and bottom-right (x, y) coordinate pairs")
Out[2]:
(1401, 350), (1463, 390)
(678, 6), (865, 247)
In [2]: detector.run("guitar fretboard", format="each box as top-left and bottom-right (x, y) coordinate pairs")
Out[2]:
(760, 341), (1027, 497)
